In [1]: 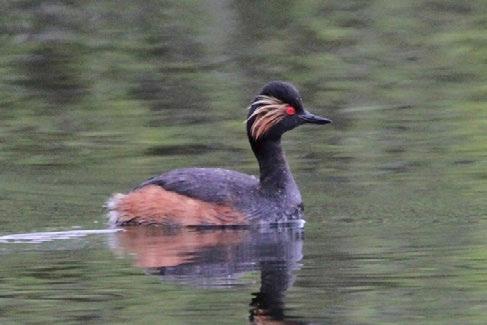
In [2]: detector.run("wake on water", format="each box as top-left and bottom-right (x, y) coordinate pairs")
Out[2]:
(0, 229), (122, 243)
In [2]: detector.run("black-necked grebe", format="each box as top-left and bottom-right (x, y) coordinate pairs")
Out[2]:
(107, 81), (331, 226)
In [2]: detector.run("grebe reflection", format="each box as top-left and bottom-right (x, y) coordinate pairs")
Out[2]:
(109, 226), (304, 322)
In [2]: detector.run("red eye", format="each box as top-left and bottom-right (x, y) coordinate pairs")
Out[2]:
(286, 106), (296, 116)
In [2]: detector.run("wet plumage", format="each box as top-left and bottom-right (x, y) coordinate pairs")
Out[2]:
(107, 81), (331, 227)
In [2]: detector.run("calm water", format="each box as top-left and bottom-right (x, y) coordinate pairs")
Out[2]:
(1, 1), (486, 323)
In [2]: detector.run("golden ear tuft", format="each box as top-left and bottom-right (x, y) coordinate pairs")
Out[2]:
(247, 96), (288, 140)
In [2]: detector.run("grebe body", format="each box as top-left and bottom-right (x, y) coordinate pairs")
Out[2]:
(107, 81), (331, 227)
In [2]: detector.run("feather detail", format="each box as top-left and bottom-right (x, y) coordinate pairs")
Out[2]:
(106, 185), (248, 226)
(247, 96), (288, 140)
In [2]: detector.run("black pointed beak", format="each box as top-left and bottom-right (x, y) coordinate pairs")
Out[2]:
(299, 110), (332, 125)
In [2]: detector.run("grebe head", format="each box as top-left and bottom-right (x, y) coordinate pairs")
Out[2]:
(247, 81), (331, 142)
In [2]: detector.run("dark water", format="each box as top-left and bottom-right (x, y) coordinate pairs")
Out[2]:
(1, 1), (486, 323)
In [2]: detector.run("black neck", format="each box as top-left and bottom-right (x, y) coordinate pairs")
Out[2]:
(250, 138), (298, 193)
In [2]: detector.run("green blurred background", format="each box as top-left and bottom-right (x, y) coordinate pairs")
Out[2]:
(0, 0), (486, 323)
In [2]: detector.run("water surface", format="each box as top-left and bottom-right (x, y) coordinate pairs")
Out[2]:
(0, 1), (486, 323)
